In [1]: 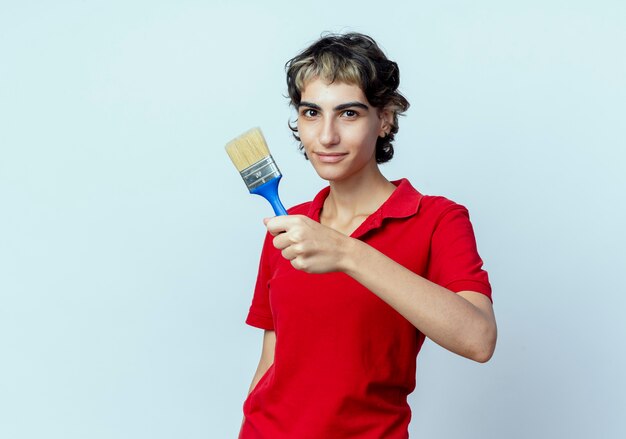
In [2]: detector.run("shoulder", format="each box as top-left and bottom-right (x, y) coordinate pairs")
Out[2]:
(419, 194), (470, 223)
(393, 178), (468, 217)
(416, 194), (480, 246)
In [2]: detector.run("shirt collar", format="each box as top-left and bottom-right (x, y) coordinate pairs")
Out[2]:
(306, 178), (423, 237)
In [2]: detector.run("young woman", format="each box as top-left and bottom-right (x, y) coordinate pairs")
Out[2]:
(239, 32), (497, 439)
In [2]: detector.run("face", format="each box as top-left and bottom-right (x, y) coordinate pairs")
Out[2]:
(297, 78), (391, 183)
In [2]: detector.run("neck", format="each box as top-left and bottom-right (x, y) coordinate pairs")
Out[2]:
(323, 164), (396, 219)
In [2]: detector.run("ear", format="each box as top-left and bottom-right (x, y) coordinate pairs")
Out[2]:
(378, 108), (394, 137)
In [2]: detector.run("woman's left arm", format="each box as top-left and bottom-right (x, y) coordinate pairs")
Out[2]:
(266, 215), (497, 363)
(344, 238), (497, 363)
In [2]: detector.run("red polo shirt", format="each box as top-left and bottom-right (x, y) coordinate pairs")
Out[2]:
(241, 179), (491, 439)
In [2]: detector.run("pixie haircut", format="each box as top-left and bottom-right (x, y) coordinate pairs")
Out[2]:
(286, 32), (410, 163)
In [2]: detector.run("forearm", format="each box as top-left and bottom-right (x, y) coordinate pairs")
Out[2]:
(341, 238), (496, 362)
(247, 360), (272, 395)
(240, 331), (276, 437)
(247, 330), (276, 395)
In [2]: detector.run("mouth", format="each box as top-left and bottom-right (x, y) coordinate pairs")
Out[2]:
(314, 152), (348, 163)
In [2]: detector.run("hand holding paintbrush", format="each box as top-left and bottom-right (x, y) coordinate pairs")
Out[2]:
(225, 127), (288, 216)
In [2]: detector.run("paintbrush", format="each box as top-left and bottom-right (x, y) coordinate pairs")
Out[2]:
(225, 127), (288, 216)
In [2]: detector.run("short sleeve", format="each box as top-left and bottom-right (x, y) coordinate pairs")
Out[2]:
(245, 232), (276, 330)
(427, 205), (492, 301)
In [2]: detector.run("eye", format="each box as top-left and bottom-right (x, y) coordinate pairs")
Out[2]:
(301, 108), (318, 118)
(342, 109), (358, 118)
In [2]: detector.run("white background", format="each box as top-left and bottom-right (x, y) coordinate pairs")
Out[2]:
(1, 1), (625, 437)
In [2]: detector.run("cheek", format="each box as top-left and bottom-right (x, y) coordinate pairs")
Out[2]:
(354, 124), (381, 151)
(298, 126), (319, 156)
(297, 127), (314, 156)
(297, 121), (311, 143)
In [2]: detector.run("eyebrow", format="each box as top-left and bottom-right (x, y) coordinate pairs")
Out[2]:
(298, 101), (370, 112)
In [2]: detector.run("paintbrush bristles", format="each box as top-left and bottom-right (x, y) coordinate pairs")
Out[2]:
(225, 127), (271, 172)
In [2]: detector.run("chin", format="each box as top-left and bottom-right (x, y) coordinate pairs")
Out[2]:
(316, 172), (355, 184)
(314, 171), (341, 182)
(309, 163), (343, 181)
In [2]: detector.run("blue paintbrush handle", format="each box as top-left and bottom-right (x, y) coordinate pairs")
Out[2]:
(250, 176), (288, 216)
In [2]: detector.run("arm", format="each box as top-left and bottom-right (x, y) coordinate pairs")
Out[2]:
(344, 239), (496, 362)
(239, 330), (276, 437)
(266, 216), (497, 363)
(247, 330), (276, 395)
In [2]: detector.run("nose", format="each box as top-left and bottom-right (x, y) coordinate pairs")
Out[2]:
(319, 116), (340, 147)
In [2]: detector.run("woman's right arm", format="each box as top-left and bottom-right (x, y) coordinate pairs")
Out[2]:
(247, 330), (276, 395)
(239, 330), (276, 437)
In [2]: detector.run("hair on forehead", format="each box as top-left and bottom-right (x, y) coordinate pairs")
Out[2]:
(293, 51), (364, 93)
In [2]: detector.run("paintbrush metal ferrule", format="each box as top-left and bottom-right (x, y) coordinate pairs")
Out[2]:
(240, 155), (282, 191)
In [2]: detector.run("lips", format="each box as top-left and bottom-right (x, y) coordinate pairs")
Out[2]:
(315, 152), (348, 163)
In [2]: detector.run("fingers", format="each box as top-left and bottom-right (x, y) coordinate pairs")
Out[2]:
(280, 244), (300, 262)
(264, 215), (309, 237)
(265, 215), (310, 260)
(272, 231), (294, 251)
(268, 216), (306, 251)
(263, 214), (345, 274)
(263, 216), (283, 236)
